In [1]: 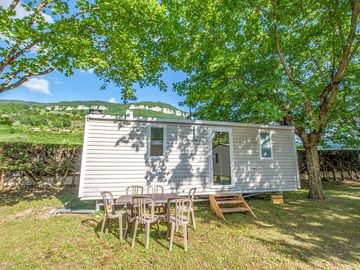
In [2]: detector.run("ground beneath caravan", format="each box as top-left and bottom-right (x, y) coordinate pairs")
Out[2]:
(0, 182), (359, 270)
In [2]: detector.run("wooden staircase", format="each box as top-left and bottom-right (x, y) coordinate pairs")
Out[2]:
(209, 194), (257, 220)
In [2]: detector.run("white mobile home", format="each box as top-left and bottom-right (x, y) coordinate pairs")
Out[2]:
(78, 112), (300, 200)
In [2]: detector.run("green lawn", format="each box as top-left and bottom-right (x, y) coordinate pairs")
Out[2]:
(0, 182), (359, 270)
(0, 126), (83, 145)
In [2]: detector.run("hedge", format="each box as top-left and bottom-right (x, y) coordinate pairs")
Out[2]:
(298, 149), (360, 181)
(0, 142), (82, 188)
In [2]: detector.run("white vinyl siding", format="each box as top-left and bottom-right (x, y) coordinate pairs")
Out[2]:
(78, 116), (300, 200)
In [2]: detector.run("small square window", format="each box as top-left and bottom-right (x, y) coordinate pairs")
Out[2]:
(150, 127), (164, 157)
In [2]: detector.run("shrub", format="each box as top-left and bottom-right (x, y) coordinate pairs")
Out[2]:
(0, 116), (13, 126)
(62, 118), (72, 128)
(0, 142), (82, 187)
(298, 149), (360, 181)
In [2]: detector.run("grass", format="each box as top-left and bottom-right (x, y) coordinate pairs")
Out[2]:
(0, 181), (359, 270)
(0, 126), (84, 145)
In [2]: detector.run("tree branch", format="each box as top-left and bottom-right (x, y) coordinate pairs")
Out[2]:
(0, 0), (49, 74)
(272, 0), (302, 87)
(316, 0), (360, 134)
(295, 126), (309, 145)
(0, 66), (55, 92)
(273, 19), (301, 87)
(71, 6), (100, 18)
(333, 0), (359, 82)
(0, 1), (101, 94)
(0, 0), (56, 77)
(29, 0), (51, 26)
(272, 0), (319, 126)
(325, 3), (337, 77)
(7, 0), (20, 11)
(9, 41), (39, 64)
(0, 40), (40, 74)
(279, 103), (294, 126)
(308, 49), (328, 83)
(0, 47), (19, 74)
(1, 70), (21, 89)
(335, 0), (345, 40)
(318, 2), (359, 109)
(319, 84), (332, 106)
(350, 40), (360, 59)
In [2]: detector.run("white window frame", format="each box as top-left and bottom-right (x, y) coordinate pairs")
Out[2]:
(147, 124), (167, 159)
(259, 130), (273, 160)
(208, 127), (235, 187)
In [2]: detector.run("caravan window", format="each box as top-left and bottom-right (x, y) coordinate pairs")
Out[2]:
(150, 126), (165, 157)
(260, 132), (272, 159)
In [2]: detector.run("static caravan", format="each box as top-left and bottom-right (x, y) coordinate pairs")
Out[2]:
(78, 112), (300, 200)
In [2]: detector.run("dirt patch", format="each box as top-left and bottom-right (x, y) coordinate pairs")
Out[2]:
(1, 206), (57, 222)
(35, 206), (57, 219)
(342, 180), (360, 186)
(6, 208), (34, 221)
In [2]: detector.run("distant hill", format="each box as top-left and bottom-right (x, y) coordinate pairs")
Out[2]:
(0, 100), (188, 144)
(0, 99), (38, 104)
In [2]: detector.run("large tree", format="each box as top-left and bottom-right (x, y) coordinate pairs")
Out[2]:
(162, 0), (359, 199)
(2, 0), (359, 200)
(0, 0), (166, 99)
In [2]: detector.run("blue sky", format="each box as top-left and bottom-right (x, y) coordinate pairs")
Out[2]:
(0, 68), (189, 110)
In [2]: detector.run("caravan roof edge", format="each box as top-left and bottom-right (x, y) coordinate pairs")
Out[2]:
(86, 113), (295, 130)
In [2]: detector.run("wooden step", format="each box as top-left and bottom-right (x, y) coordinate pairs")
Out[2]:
(221, 207), (249, 213)
(217, 200), (244, 205)
(208, 194), (257, 220)
(210, 194), (239, 198)
(209, 195), (225, 219)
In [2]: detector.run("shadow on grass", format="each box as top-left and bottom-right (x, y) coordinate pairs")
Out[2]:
(0, 186), (95, 210)
(0, 187), (60, 206)
(183, 181), (360, 267)
(218, 182), (360, 267)
(82, 218), (129, 240)
(55, 187), (95, 209)
(251, 204), (359, 266)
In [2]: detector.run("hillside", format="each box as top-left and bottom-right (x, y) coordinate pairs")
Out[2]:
(0, 100), (188, 144)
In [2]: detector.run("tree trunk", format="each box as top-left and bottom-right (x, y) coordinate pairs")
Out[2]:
(340, 168), (344, 181)
(354, 170), (359, 180)
(304, 144), (325, 200)
(0, 171), (4, 190)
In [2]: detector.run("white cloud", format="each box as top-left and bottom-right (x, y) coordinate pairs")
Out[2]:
(108, 97), (116, 103)
(23, 78), (50, 95)
(0, 0), (54, 23)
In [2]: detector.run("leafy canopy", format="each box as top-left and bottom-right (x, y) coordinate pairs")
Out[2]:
(162, 0), (359, 147)
(0, 0), (167, 100)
